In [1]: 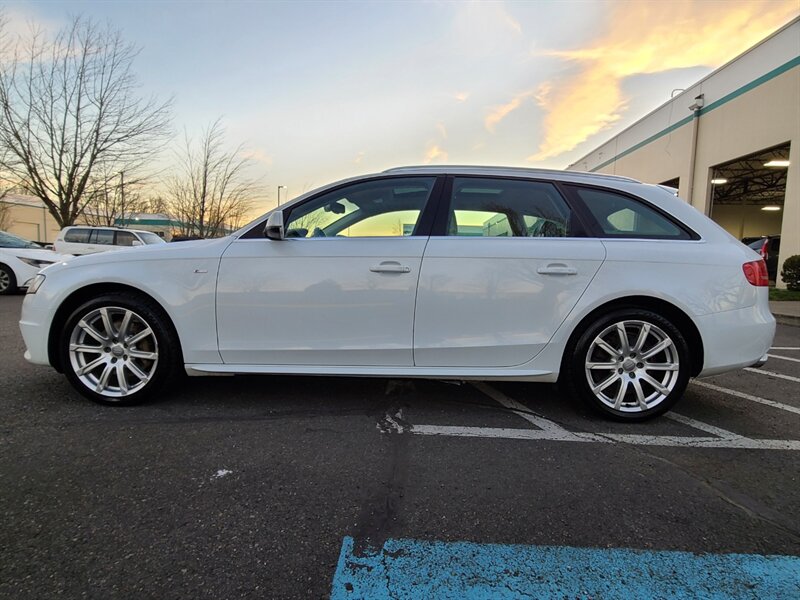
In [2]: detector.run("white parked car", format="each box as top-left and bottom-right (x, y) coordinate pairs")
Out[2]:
(53, 226), (166, 255)
(19, 167), (775, 420)
(0, 231), (68, 295)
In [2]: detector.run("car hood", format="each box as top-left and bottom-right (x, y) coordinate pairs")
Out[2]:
(2, 247), (70, 262)
(60, 236), (233, 268)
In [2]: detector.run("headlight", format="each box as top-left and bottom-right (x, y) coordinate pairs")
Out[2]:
(18, 257), (55, 269)
(25, 274), (46, 294)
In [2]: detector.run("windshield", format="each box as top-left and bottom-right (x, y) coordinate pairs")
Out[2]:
(138, 232), (166, 245)
(0, 231), (42, 249)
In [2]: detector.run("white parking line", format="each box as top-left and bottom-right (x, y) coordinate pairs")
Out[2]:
(767, 353), (800, 364)
(665, 412), (743, 440)
(691, 380), (800, 416)
(411, 424), (607, 443)
(771, 347), (800, 351)
(743, 368), (800, 383)
(471, 382), (572, 434)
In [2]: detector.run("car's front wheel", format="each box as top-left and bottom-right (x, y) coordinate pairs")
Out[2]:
(564, 309), (691, 421)
(60, 293), (181, 405)
(0, 264), (17, 295)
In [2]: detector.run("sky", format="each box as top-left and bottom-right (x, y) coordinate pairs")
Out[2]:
(3, 0), (799, 215)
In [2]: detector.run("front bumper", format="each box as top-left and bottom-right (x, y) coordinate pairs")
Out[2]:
(19, 293), (55, 366)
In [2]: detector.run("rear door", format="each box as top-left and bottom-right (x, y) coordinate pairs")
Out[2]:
(413, 176), (605, 367)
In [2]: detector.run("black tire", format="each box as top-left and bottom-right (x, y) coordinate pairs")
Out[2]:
(563, 308), (691, 422)
(60, 292), (182, 406)
(0, 263), (17, 295)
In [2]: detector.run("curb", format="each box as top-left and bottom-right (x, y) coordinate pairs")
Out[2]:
(773, 314), (800, 327)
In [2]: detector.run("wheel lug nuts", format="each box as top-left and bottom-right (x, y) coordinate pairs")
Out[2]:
(104, 347), (110, 352)
(618, 368), (623, 374)
(628, 372), (635, 378)
(111, 358), (117, 363)
(637, 363), (644, 369)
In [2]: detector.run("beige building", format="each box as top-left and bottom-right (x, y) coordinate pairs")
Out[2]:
(568, 17), (799, 287)
(0, 194), (67, 244)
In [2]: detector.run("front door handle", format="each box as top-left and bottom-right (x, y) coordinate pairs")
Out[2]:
(370, 261), (411, 274)
(537, 264), (577, 276)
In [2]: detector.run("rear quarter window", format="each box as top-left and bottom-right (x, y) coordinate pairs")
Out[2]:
(567, 186), (693, 240)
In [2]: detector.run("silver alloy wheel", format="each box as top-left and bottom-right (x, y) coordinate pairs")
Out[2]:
(584, 320), (680, 413)
(68, 306), (159, 398)
(0, 268), (10, 292)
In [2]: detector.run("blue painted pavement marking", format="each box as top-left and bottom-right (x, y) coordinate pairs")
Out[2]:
(331, 536), (800, 599)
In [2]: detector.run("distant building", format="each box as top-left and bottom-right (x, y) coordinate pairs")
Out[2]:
(567, 17), (798, 287)
(0, 194), (66, 243)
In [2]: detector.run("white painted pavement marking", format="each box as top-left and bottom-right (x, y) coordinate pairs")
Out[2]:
(470, 382), (572, 434)
(378, 382), (800, 450)
(692, 380), (800, 416)
(771, 347), (800, 351)
(743, 367), (800, 384)
(407, 424), (800, 450)
(665, 412), (744, 440)
(411, 424), (606, 442)
(767, 353), (800, 364)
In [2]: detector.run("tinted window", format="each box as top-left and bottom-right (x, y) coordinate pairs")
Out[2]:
(571, 187), (687, 239)
(115, 231), (137, 246)
(90, 229), (114, 245)
(0, 231), (40, 248)
(284, 177), (436, 238)
(447, 178), (573, 238)
(64, 228), (91, 243)
(139, 232), (166, 245)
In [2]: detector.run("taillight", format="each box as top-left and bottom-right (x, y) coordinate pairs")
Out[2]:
(742, 260), (769, 286)
(759, 239), (769, 260)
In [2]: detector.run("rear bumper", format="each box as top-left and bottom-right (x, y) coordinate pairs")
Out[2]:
(695, 303), (775, 377)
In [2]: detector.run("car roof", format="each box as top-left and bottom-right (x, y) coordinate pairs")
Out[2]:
(63, 226), (152, 234)
(381, 165), (641, 184)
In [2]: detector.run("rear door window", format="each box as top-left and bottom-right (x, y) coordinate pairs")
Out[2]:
(445, 178), (576, 238)
(90, 229), (115, 245)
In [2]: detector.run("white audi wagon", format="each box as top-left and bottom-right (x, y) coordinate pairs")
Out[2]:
(19, 166), (775, 420)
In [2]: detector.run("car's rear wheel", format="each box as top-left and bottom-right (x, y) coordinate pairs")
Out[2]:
(60, 293), (181, 405)
(0, 264), (17, 295)
(565, 309), (691, 421)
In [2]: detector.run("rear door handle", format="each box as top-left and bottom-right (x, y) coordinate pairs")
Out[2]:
(370, 261), (411, 274)
(537, 264), (577, 276)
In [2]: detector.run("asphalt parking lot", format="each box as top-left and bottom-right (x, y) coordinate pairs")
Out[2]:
(1, 294), (799, 598)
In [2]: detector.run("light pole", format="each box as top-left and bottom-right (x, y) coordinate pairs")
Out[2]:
(277, 185), (286, 207)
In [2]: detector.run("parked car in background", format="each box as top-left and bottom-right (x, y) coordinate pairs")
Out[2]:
(744, 235), (780, 281)
(20, 166), (775, 421)
(53, 226), (166, 255)
(0, 231), (68, 295)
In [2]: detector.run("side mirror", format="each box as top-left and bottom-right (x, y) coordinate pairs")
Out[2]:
(264, 211), (285, 240)
(131, 240), (143, 247)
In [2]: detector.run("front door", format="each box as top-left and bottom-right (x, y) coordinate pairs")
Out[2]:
(216, 176), (441, 366)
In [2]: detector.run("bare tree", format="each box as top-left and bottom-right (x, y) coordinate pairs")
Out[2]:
(0, 16), (172, 228)
(167, 119), (259, 238)
(81, 170), (150, 226)
(0, 188), (10, 230)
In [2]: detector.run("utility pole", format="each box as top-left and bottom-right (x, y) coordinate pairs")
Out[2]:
(119, 171), (126, 227)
